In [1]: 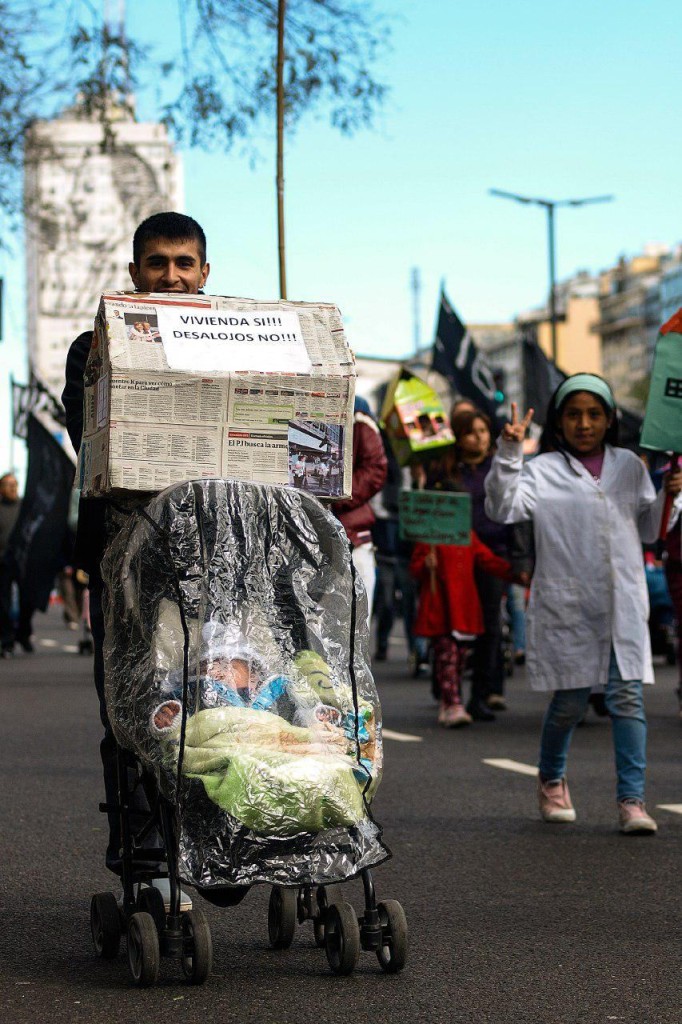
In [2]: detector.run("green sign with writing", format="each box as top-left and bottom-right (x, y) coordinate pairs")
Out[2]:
(398, 490), (471, 546)
(641, 324), (682, 452)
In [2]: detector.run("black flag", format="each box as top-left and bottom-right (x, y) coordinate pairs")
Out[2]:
(6, 414), (75, 612)
(522, 336), (566, 427)
(11, 374), (67, 439)
(431, 290), (499, 420)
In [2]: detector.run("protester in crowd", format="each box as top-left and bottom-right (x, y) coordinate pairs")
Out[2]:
(333, 396), (387, 624)
(58, 566), (85, 630)
(62, 212), (210, 874)
(449, 406), (511, 720)
(410, 452), (521, 726)
(450, 397), (477, 419)
(0, 472), (34, 656)
(652, 461), (682, 721)
(485, 374), (682, 834)
(371, 428), (428, 671)
(371, 430), (402, 661)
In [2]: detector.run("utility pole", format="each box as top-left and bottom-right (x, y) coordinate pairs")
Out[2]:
(411, 267), (421, 356)
(276, 0), (287, 299)
(489, 189), (613, 363)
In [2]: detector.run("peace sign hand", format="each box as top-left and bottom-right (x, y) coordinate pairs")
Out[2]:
(501, 402), (534, 443)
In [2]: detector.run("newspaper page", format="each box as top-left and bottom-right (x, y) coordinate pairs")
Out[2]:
(108, 421), (221, 468)
(109, 375), (227, 425)
(223, 429), (289, 482)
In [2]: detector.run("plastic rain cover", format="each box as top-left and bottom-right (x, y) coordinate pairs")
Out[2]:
(101, 479), (389, 888)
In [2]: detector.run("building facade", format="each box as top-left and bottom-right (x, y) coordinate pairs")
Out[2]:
(516, 271), (602, 377)
(594, 247), (681, 411)
(660, 260), (682, 330)
(24, 100), (183, 394)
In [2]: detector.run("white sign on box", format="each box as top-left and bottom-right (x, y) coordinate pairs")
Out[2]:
(156, 307), (312, 374)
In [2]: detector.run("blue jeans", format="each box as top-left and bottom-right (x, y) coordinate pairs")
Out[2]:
(506, 584), (526, 653)
(538, 649), (647, 802)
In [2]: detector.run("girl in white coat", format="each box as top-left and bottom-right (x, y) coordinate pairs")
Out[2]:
(485, 373), (682, 834)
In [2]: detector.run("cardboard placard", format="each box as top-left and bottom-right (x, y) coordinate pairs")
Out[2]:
(641, 314), (682, 452)
(398, 490), (471, 546)
(380, 369), (455, 466)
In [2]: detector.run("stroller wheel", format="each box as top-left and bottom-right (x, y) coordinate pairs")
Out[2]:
(127, 912), (160, 987)
(137, 886), (166, 935)
(313, 887), (328, 948)
(90, 892), (121, 960)
(181, 909), (212, 985)
(324, 902), (360, 976)
(376, 900), (408, 974)
(268, 886), (297, 949)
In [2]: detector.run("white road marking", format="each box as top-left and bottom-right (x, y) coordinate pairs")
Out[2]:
(483, 758), (538, 777)
(656, 804), (682, 815)
(382, 728), (423, 743)
(38, 638), (58, 648)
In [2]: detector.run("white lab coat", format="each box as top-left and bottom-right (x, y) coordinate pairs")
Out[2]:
(484, 440), (666, 692)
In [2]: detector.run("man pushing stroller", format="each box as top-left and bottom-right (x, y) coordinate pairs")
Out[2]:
(63, 212), (212, 878)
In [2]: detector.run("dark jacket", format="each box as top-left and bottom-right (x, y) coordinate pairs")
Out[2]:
(458, 455), (510, 556)
(334, 411), (388, 548)
(0, 498), (21, 562)
(62, 331), (107, 578)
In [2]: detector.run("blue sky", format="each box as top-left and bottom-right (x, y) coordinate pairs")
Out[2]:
(2, 0), (682, 469)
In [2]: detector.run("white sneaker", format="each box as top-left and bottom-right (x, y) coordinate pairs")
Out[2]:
(438, 704), (473, 728)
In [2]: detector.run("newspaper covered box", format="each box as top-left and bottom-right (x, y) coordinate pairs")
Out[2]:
(380, 368), (454, 466)
(77, 292), (356, 498)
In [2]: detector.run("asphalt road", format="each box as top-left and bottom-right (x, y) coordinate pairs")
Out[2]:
(1, 609), (681, 1024)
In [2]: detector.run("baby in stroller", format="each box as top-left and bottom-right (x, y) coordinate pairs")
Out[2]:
(148, 620), (379, 835)
(91, 479), (404, 985)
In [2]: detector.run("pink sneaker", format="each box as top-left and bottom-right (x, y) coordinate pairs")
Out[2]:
(438, 704), (473, 728)
(618, 799), (657, 835)
(538, 777), (576, 822)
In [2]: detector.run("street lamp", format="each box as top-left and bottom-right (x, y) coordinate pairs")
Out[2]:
(489, 189), (613, 362)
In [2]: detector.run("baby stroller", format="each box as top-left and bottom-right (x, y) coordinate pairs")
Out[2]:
(89, 479), (407, 986)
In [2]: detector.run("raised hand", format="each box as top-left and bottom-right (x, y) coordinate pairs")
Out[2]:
(501, 402), (534, 443)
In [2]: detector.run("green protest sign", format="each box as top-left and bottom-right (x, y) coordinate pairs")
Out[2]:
(398, 490), (471, 546)
(641, 315), (682, 452)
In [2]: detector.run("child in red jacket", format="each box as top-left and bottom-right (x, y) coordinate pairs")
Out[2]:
(410, 535), (516, 728)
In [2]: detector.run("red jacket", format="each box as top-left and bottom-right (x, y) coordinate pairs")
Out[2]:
(410, 533), (512, 637)
(334, 411), (387, 547)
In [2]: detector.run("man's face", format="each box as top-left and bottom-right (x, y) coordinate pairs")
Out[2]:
(129, 237), (210, 294)
(0, 475), (18, 502)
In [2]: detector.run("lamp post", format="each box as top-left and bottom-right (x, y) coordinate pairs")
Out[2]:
(489, 189), (613, 363)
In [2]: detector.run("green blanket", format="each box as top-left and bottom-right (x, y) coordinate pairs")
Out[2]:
(166, 706), (368, 836)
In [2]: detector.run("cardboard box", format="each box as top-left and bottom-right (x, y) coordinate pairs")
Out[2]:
(77, 292), (355, 498)
(380, 369), (455, 466)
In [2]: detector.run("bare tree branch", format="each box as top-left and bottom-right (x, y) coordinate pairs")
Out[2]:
(0, 0), (391, 236)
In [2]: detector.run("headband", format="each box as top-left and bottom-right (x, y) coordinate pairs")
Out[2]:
(555, 374), (615, 411)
